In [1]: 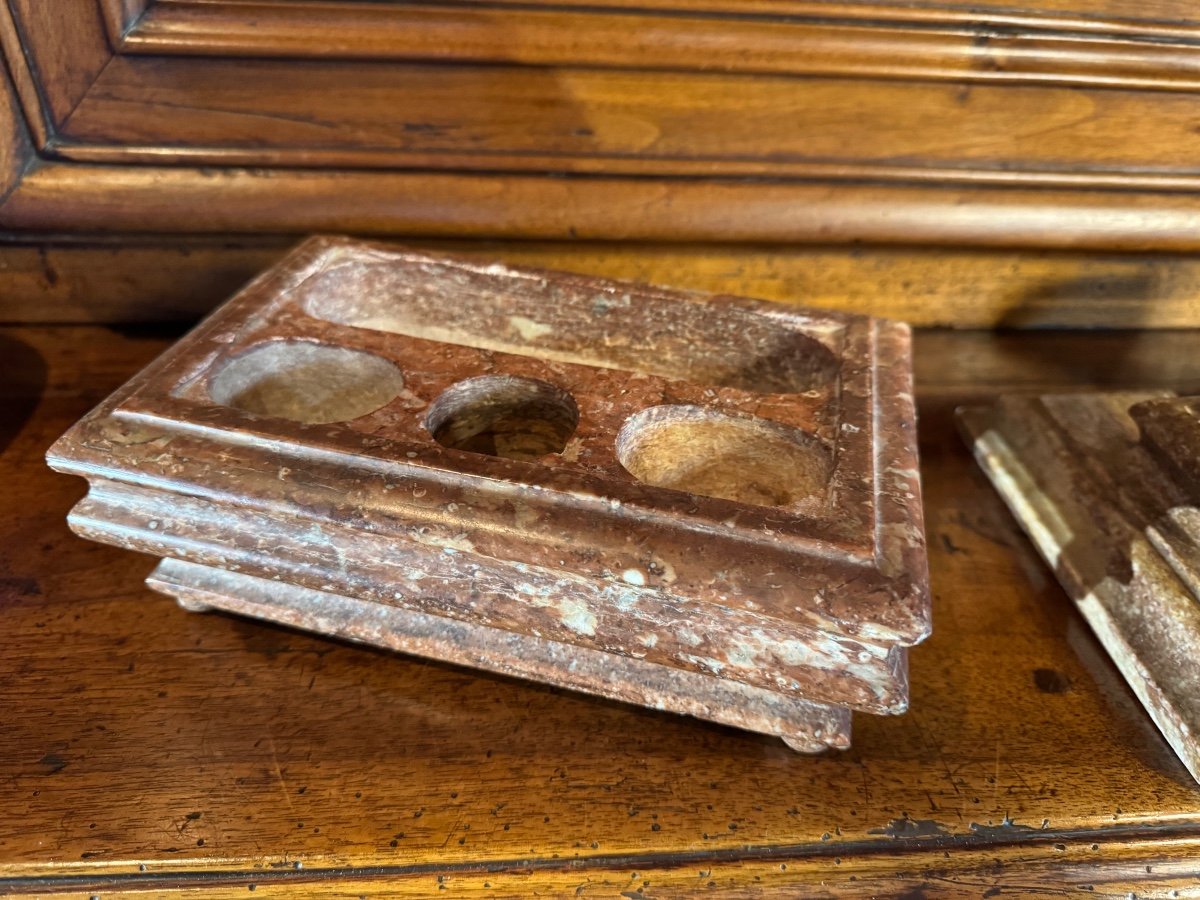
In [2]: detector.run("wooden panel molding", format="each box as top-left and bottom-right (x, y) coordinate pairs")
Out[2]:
(5, 0), (1200, 288)
(98, 0), (150, 43)
(48, 54), (1200, 186)
(9, 165), (1200, 252)
(3, 0), (113, 128)
(0, 16), (31, 202)
(446, 0), (1200, 25)
(0, 1), (52, 149)
(125, 0), (1200, 93)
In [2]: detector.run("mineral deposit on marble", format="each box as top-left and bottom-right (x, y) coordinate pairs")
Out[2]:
(48, 236), (931, 751)
(961, 393), (1200, 782)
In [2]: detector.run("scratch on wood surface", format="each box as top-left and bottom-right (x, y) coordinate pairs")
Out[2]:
(266, 733), (296, 815)
(993, 739), (1001, 809)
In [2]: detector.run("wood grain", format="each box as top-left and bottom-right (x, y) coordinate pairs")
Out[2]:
(0, 0), (49, 149)
(3, 0), (113, 128)
(125, 0), (1200, 93)
(10, 165), (1200, 252)
(455, 0), (1200, 27)
(5, 838), (1200, 897)
(53, 55), (1200, 183)
(5, 324), (1200, 896)
(8, 0), (1200, 267)
(4, 0), (1200, 254)
(0, 238), (292, 323)
(7, 237), (1200, 329)
(0, 28), (31, 203)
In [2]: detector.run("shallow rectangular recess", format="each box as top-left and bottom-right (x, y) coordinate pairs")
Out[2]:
(298, 246), (848, 397)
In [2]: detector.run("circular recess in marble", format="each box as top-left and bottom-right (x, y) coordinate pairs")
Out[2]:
(209, 341), (404, 425)
(426, 375), (579, 461)
(616, 405), (831, 507)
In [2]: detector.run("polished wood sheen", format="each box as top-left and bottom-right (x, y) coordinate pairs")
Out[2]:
(125, 0), (1200, 92)
(54, 56), (1200, 181)
(460, 0), (1199, 19)
(7, 237), (1200, 328)
(4, 0), (111, 126)
(0, 43), (30, 201)
(5, 324), (1200, 895)
(13, 166), (1200, 252)
(97, 0), (148, 42)
(5, 0), (1200, 256)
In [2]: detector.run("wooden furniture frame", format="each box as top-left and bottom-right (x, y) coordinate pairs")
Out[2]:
(7, 0), (1200, 248)
(10, 0), (1200, 332)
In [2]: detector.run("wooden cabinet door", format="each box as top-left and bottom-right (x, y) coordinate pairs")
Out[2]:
(4, 0), (1200, 248)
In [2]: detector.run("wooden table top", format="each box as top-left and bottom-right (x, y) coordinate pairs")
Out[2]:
(3, 325), (1200, 898)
